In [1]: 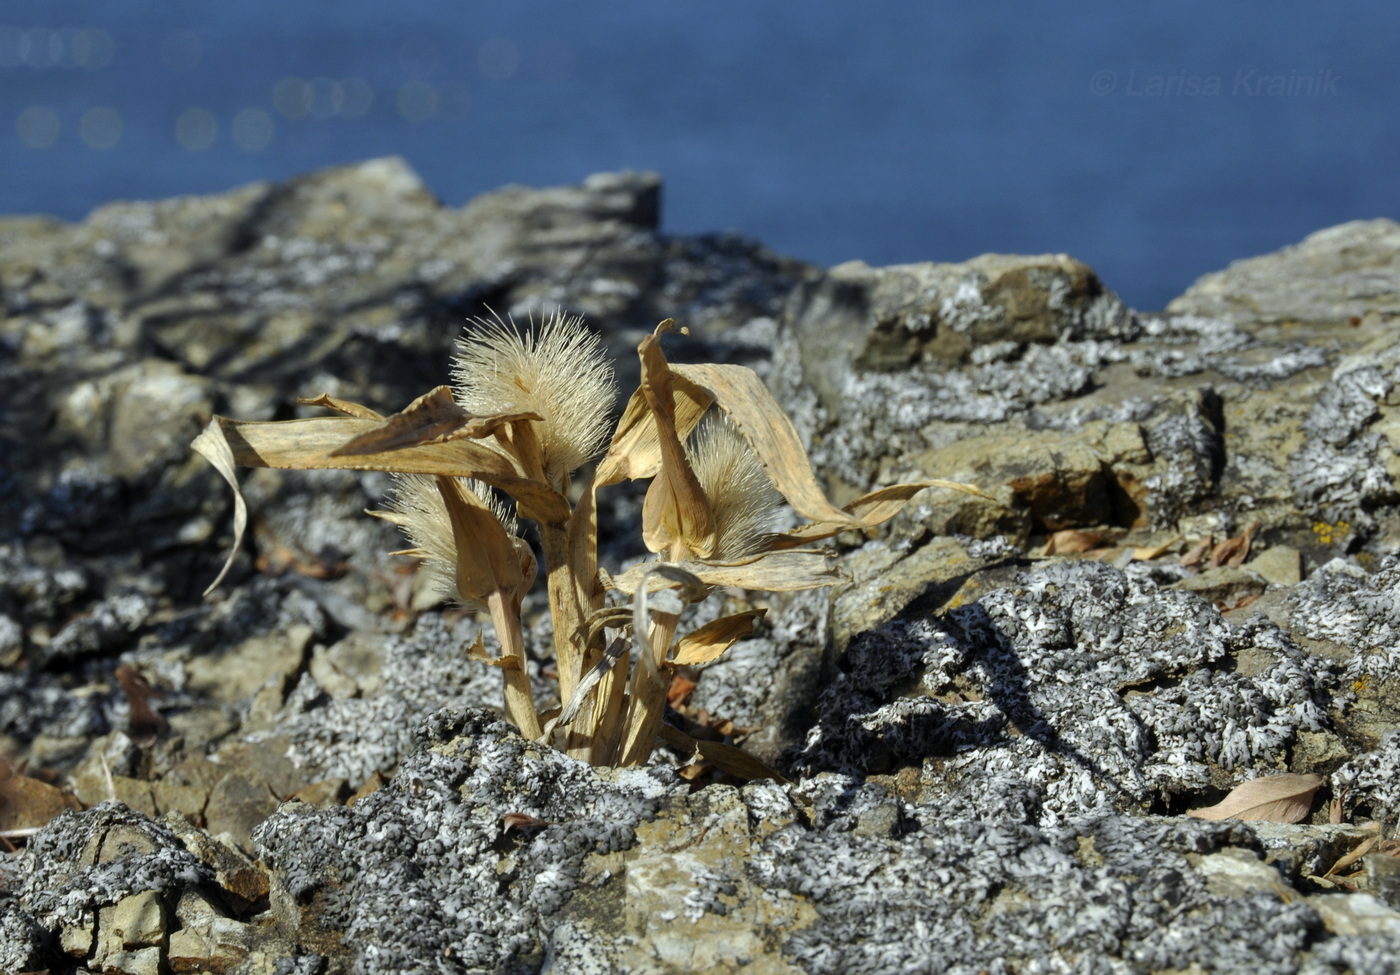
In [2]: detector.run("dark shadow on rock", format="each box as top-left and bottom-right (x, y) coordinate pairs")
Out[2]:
(784, 557), (1127, 800)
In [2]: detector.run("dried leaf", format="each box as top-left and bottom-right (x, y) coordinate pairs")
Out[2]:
(193, 414), (572, 591)
(436, 476), (527, 604)
(465, 632), (521, 669)
(768, 479), (995, 549)
(672, 609), (767, 666)
(667, 674), (698, 707)
(658, 724), (788, 784)
(191, 419), (249, 596)
(330, 386), (540, 457)
(595, 374), (713, 487)
(1131, 534), (1183, 561)
(1208, 521), (1262, 570)
(1043, 529), (1104, 556)
(1187, 773), (1323, 823)
(670, 361), (862, 530)
(0, 769), (82, 832)
(114, 664), (167, 741)
(609, 550), (842, 596)
(1180, 536), (1212, 570)
(1327, 832), (1382, 877)
(502, 812), (551, 834)
(636, 328), (718, 558)
(297, 393), (384, 420)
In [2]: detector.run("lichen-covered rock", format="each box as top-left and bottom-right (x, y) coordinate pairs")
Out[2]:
(1167, 218), (1400, 326)
(4, 165), (1400, 973)
(789, 558), (1336, 821)
(254, 710), (685, 973)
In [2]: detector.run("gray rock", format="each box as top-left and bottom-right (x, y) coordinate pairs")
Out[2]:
(4, 165), (1400, 974)
(1168, 218), (1400, 326)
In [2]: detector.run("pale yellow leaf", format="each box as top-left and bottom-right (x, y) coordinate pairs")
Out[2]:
(435, 476), (526, 604)
(297, 393), (384, 420)
(191, 419), (249, 596)
(672, 609), (767, 666)
(609, 550), (842, 595)
(594, 376), (713, 487)
(636, 330), (717, 558)
(1187, 773), (1323, 823)
(1044, 529), (1105, 556)
(671, 361), (862, 530)
(330, 385), (538, 457)
(208, 414), (571, 524)
(768, 479), (995, 549)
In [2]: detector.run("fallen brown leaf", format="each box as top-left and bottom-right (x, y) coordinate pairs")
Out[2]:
(115, 664), (168, 743)
(666, 674), (698, 708)
(502, 812), (551, 834)
(1187, 772), (1323, 823)
(1208, 521), (1262, 570)
(1043, 530), (1104, 556)
(1180, 536), (1213, 570)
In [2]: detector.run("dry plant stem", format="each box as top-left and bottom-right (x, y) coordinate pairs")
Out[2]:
(540, 522), (583, 705)
(562, 478), (608, 760)
(618, 610), (680, 766)
(580, 646), (630, 766)
(484, 590), (543, 740)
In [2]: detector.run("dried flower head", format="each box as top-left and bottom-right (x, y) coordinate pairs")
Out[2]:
(687, 416), (780, 561)
(452, 309), (616, 483)
(384, 473), (523, 606)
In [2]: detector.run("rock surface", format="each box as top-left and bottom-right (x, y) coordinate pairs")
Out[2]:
(2, 160), (1399, 972)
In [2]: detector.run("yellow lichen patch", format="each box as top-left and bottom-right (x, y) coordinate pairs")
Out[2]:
(1312, 519), (1352, 546)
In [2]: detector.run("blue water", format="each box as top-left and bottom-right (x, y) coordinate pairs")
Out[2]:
(1, 1), (1395, 310)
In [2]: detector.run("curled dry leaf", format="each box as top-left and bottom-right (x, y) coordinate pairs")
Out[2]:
(330, 385), (540, 457)
(296, 393), (384, 419)
(658, 723), (788, 784)
(1327, 830), (1383, 878)
(636, 329), (718, 559)
(501, 812), (551, 834)
(1130, 534), (1183, 562)
(1180, 536), (1212, 569)
(1187, 772), (1323, 823)
(671, 609), (767, 666)
(609, 550), (841, 596)
(768, 479), (995, 550)
(1208, 520), (1262, 570)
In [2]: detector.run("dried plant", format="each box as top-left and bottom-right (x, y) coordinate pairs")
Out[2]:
(193, 313), (986, 774)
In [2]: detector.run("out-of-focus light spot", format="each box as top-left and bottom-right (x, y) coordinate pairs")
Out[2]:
(340, 77), (373, 118)
(532, 39), (574, 82)
(56, 28), (82, 68)
(21, 28), (60, 69)
(79, 106), (122, 149)
(438, 83), (471, 120)
(0, 27), (22, 68)
(160, 30), (201, 71)
(17, 106), (60, 148)
(398, 36), (438, 75)
(308, 77), (342, 119)
(478, 38), (518, 81)
(175, 107), (217, 150)
(396, 80), (437, 122)
(232, 107), (274, 150)
(273, 77), (311, 119)
(72, 28), (114, 70)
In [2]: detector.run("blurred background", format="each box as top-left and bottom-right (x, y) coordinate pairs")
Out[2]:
(0, 0), (1394, 310)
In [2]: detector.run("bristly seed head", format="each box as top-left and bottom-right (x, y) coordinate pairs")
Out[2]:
(452, 309), (617, 483)
(688, 415), (780, 561)
(386, 473), (519, 605)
